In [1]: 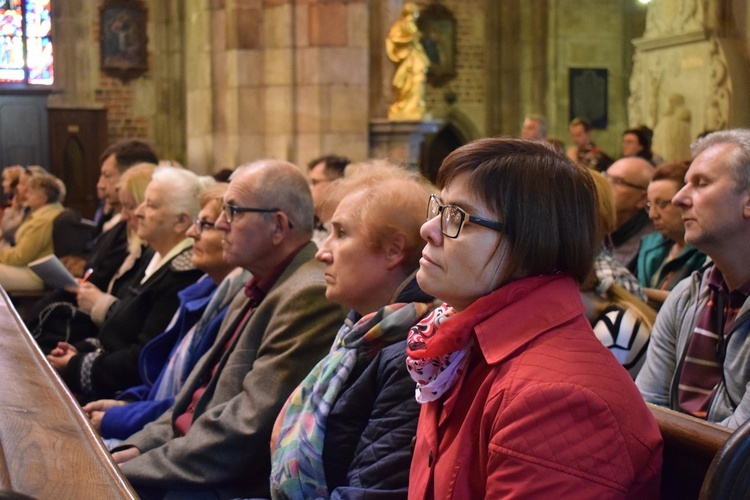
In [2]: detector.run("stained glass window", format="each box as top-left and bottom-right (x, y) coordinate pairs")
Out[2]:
(0, 0), (53, 85)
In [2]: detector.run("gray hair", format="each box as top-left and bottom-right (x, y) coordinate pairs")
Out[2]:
(525, 114), (547, 136)
(234, 160), (314, 237)
(150, 166), (215, 219)
(691, 129), (750, 191)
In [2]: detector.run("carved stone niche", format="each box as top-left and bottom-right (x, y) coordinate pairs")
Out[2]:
(628, 0), (750, 163)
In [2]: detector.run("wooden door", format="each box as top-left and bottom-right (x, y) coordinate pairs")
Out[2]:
(48, 108), (108, 218)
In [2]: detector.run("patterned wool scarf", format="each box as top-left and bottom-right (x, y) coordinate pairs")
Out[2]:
(269, 300), (437, 499)
(406, 274), (564, 403)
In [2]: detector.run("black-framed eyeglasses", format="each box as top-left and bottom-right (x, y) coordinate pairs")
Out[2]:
(604, 173), (648, 191)
(221, 201), (280, 223)
(426, 194), (503, 239)
(644, 199), (673, 213)
(192, 218), (216, 235)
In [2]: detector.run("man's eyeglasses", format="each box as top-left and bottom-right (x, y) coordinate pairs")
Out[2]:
(426, 194), (503, 239)
(192, 218), (216, 235)
(221, 202), (279, 223)
(644, 199), (673, 213)
(604, 173), (648, 191)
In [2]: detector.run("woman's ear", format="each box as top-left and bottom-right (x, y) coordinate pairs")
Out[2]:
(175, 212), (192, 233)
(384, 233), (407, 271)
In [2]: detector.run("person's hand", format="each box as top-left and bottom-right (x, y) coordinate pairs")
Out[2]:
(75, 282), (104, 314)
(89, 410), (105, 432)
(112, 447), (141, 464)
(82, 399), (126, 416)
(46, 342), (78, 372)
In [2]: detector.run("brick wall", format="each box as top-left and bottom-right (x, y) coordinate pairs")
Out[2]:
(423, 0), (486, 136)
(94, 78), (149, 141)
(92, 1), (150, 144)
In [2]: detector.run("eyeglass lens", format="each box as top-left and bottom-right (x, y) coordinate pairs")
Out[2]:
(427, 195), (464, 238)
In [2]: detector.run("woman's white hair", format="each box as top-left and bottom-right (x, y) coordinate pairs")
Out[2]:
(150, 166), (215, 219)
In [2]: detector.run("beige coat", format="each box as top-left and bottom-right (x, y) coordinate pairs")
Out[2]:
(0, 202), (63, 266)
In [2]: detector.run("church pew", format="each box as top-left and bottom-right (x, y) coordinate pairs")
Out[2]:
(648, 403), (732, 499)
(0, 287), (136, 499)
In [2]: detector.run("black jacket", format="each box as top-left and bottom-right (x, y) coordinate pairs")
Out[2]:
(322, 279), (432, 499)
(64, 247), (203, 399)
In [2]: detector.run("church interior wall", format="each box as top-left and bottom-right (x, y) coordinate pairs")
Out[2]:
(13, 0), (750, 175)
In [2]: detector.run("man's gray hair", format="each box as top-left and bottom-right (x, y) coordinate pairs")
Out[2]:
(692, 129), (750, 191)
(525, 114), (547, 136)
(235, 160), (314, 237)
(151, 166), (215, 219)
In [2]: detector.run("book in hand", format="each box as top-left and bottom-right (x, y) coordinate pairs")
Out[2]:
(28, 254), (79, 290)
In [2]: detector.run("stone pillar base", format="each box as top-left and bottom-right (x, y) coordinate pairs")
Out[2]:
(369, 119), (444, 170)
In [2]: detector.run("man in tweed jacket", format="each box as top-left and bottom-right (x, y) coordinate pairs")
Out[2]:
(112, 160), (346, 499)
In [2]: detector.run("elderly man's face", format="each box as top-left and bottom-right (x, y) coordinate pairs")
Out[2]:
(673, 143), (750, 254)
(606, 158), (652, 225)
(522, 119), (544, 140)
(214, 168), (278, 275)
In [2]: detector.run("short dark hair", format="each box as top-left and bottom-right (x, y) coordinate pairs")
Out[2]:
(307, 155), (350, 180)
(569, 117), (592, 132)
(623, 126), (654, 161)
(437, 137), (598, 284)
(99, 139), (159, 173)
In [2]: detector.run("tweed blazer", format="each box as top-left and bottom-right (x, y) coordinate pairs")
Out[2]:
(120, 242), (346, 499)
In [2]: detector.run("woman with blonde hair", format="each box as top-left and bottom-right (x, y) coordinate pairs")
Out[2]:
(585, 170), (656, 377)
(590, 169), (647, 301)
(31, 163), (156, 353)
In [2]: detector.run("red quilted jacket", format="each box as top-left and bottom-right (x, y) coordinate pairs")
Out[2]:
(408, 275), (662, 499)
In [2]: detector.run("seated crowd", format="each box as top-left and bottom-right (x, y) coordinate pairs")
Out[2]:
(4, 127), (750, 498)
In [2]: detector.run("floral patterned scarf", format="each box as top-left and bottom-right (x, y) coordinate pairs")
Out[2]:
(406, 274), (564, 403)
(269, 299), (437, 499)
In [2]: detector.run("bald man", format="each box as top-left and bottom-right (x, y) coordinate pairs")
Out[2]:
(605, 157), (656, 269)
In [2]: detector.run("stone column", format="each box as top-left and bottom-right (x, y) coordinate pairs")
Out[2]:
(186, 0), (369, 173)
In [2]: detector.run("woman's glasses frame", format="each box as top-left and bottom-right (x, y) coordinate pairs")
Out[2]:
(426, 194), (503, 239)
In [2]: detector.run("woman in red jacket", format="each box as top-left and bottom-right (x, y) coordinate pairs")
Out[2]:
(407, 137), (663, 499)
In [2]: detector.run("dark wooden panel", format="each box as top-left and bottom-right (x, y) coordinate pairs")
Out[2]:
(48, 108), (108, 218)
(649, 403), (733, 500)
(0, 94), (50, 168)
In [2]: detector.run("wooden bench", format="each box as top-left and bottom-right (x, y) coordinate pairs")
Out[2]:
(648, 403), (732, 499)
(699, 413), (750, 499)
(0, 287), (136, 498)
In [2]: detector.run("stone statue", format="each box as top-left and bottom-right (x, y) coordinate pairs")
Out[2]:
(386, 2), (430, 121)
(652, 93), (692, 163)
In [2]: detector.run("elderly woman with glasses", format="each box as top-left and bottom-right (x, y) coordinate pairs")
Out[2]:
(47, 166), (209, 401)
(81, 183), (249, 446)
(270, 162), (439, 499)
(636, 162), (707, 307)
(407, 138), (662, 498)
